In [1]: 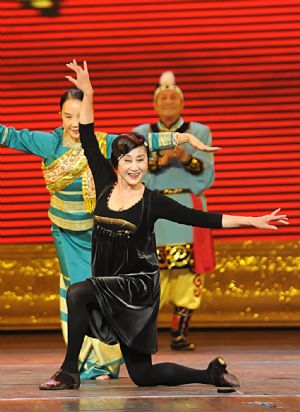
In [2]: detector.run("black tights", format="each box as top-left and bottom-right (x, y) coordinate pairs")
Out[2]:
(61, 280), (98, 373)
(62, 280), (211, 386)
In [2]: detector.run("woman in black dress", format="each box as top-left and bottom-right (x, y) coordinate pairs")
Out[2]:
(39, 61), (288, 390)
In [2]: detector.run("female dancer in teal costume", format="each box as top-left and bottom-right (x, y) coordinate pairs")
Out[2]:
(0, 86), (210, 380)
(38, 60), (288, 390)
(0, 89), (123, 380)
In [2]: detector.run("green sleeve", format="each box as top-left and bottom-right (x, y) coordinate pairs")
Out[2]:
(105, 128), (175, 159)
(0, 124), (60, 159)
(134, 124), (176, 151)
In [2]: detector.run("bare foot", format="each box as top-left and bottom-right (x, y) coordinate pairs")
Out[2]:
(95, 374), (111, 381)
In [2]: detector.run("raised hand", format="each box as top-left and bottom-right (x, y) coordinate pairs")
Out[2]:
(177, 133), (220, 153)
(66, 60), (94, 124)
(251, 208), (289, 230)
(65, 60), (93, 95)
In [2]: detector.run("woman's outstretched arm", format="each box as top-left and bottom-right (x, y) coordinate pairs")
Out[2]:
(222, 208), (288, 230)
(0, 124), (59, 158)
(152, 193), (289, 230)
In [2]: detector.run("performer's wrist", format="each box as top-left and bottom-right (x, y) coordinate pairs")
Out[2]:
(83, 88), (94, 96)
(175, 132), (189, 145)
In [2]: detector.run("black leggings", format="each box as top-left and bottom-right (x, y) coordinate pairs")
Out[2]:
(62, 280), (211, 386)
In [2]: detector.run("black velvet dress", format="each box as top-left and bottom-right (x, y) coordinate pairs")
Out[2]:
(80, 123), (223, 354)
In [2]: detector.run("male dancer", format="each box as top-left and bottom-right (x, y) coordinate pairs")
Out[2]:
(134, 71), (215, 350)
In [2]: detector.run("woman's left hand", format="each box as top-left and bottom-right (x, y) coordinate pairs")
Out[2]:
(177, 133), (220, 152)
(252, 209), (289, 230)
(65, 60), (93, 95)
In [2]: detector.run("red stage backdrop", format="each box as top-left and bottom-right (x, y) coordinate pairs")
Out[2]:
(1, 0), (300, 244)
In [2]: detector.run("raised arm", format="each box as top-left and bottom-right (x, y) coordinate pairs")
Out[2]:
(66, 60), (115, 191)
(66, 60), (94, 126)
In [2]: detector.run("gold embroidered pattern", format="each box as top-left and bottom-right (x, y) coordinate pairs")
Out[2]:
(42, 145), (88, 194)
(48, 211), (93, 231)
(94, 215), (136, 232)
(50, 196), (87, 213)
(42, 131), (108, 213)
(193, 273), (204, 297)
(82, 167), (96, 213)
(160, 189), (189, 195)
(157, 243), (194, 270)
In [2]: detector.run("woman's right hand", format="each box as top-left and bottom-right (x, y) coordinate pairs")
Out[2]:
(177, 133), (220, 153)
(65, 60), (94, 95)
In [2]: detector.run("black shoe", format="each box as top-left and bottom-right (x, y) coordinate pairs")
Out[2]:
(170, 336), (195, 351)
(207, 357), (240, 388)
(39, 369), (80, 390)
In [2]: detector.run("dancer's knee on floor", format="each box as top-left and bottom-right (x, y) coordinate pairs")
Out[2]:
(127, 369), (154, 387)
(119, 341), (156, 386)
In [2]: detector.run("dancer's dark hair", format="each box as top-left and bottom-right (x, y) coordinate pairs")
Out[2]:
(111, 132), (149, 168)
(60, 88), (83, 109)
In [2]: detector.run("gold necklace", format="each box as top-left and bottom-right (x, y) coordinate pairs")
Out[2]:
(63, 131), (80, 147)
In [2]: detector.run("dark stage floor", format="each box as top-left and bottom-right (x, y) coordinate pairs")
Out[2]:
(0, 329), (299, 411)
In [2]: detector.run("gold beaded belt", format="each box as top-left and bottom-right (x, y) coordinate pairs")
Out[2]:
(159, 188), (191, 195)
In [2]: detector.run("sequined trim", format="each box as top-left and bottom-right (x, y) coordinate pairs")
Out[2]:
(48, 211), (93, 231)
(95, 131), (108, 155)
(157, 243), (194, 270)
(50, 195), (87, 213)
(160, 189), (190, 195)
(42, 146), (88, 194)
(94, 215), (136, 232)
(1, 126), (9, 144)
(82, 167), (96, 213)
(42, 131), (107, 213)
